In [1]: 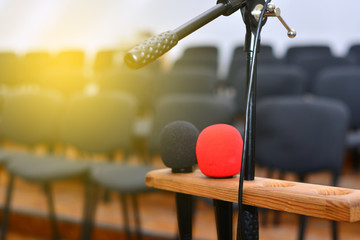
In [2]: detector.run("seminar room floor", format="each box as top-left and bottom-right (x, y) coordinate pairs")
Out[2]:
(0, 158), (360, 240)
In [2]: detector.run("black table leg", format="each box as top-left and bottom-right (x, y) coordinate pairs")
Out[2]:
(214, 199), (233, 240)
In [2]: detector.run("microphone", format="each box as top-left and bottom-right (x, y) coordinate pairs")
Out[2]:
(159, 121), (199, 240)
(159, 121), (199, 173)
(196, 124), (243, 178)
(124, 0), (246, 69)
(196, 123), (243, 240)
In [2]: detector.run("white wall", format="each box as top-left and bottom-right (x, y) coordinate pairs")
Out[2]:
(0, 0), (359, 73)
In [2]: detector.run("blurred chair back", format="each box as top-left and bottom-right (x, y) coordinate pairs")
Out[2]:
(19, 51), (54, 86)
(55, 49), (85, 70)
(172, 58), (218, 74)
(60, 90), (137, 155)
(75, 92), (149, 240)
(39, 68), (89, 96)
(256, 96), (349, 177)
(292, 56), (352, 92)
(0, 89), (85, 240)
(284, 45), (333, 64)
(347, 44), (360, 65)
(96, 69), (151, 113)
(181, 45), (218, 61)
(227, 45), (282, 84)
(230, 44), (275, 62)
(256, 65), (307, 99)
(0, 52), (20, 86)
(171, 45), (219, 74)
(0, 89), (63, 147)
(93, 49), (117, 74)
(255, 96), (349, 240)
(232, 65), (307, 116)
(149, 94), (236, 152)
(313, 66), (360, 129)
(152, 69), (218, 104)
(256, 96), (349, 239)
(312, 66), (360, 169)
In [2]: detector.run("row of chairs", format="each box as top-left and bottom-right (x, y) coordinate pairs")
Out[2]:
(0, 89), (353, 240)
(227, 47), (357, 89)
(0, 48), (160, 87)
(174, 45), (359, 240)
(0, 44), (358, 240)
(0, 44), (358, 112)
(97, 67), (220, 113)
(0, 89), (237, 240)
(2, 61), (358, 120)
(1, 43), (359, 85)
(230, 64), (360, 129)
(0, 49), (118, 75)
(171, 44), (360, 79)
(0, 89), (150, 240)
(112, 44), (358, 240)
(154, 93), (350, 240)
(232, 61), (360, 237)
(7, 57), (358, 158)
(107, 45), (360, 118)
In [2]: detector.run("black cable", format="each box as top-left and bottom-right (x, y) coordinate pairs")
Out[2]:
(237, 0), (271, 239)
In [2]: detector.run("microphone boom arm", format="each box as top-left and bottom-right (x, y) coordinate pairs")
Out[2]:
(124, 0), (246, 69)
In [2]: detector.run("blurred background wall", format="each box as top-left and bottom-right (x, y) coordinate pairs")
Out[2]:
(0, 0), (358, 75)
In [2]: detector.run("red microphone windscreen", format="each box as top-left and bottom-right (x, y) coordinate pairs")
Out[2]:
(196, 124), (243, 178)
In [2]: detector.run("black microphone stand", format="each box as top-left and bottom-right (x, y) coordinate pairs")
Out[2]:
(236, 1), (267, 239)
(172, 167), (195, 240)
(124, 1), (295, 239)
(237, 2), (295, 239)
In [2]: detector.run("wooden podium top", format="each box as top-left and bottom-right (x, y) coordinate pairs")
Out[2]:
(146, 169), (360, 223)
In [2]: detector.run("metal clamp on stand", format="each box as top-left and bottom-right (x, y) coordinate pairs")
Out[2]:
(252, 2), (297, 38)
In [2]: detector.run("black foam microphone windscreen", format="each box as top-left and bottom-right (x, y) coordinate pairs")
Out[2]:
(159, 120), (199, 240)
(159, 120), (199, 173)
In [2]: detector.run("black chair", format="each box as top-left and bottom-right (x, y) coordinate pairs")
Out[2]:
(93, 49), (118, 74)
(151, 69), (218, 106)
(256, 96), (350, 240)
(0, 52), (20, 86)
(39, 68), (90, 96)
(181, 45), (218, 62)
(256, 65), (307, 99)
(55, 49), (85, 70)
(313, 66), (360, 169)
(19, 51), (54, 86)
(284, 45), (333, 64)
(74, 91), (154, 240)
(96, 69), (152, 113)
(291, 56), (352, 92)
(0, 89), (89, 240)
(172, 58), (218, 74)
(231, 64), (307, 116)
(150, 94), (236, 144)
(1, 90), (143, 240)
(171, 45), (219, 74)
(346, 44), (360, 65)
(228, 44), (282, 74)
(313, 66), (360, 133)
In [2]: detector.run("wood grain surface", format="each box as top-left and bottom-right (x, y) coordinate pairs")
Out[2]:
(146, 169), (360, 222)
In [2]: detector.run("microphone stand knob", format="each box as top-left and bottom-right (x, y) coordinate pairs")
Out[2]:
(258, 2), (297, 39)
(288, 29), (297, 38)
